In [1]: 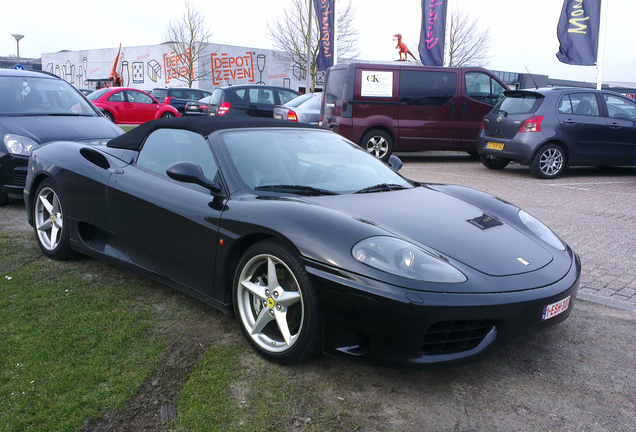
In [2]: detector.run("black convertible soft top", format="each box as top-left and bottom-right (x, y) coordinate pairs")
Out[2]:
(107, 116), (324, 151)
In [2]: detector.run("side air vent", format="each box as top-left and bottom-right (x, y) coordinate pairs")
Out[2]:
(80, 148), (110, 170)
(421, 320), (495, 355)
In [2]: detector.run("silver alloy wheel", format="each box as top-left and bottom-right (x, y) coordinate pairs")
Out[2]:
(236, 253), (304, 353)
(365, 135), (389, 159)
(35, 186), (63, 251)
(538, 147), (564, 176)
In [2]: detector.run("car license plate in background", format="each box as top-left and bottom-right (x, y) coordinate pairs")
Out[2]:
(274, 114), (282, 120)
(486, 142), (505, 151)
(541, 295), (571, 321)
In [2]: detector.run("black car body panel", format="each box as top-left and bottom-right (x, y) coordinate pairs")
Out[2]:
(24, 117), (580, 369)
(0, 69), (123, 202)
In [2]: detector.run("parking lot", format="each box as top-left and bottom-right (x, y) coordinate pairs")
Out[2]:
(398, 151), (636, 312)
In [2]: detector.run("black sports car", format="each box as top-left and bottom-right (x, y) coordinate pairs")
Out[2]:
(24, 117), (580, 370)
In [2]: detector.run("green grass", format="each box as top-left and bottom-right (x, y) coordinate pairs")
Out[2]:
(173, 345), (360, 431)
(0, 233), (165, 432)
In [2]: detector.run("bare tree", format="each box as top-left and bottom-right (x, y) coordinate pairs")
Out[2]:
(445, 8), (493, 67)
(268, 0), (359, 91)
(164, 2), (213, 88)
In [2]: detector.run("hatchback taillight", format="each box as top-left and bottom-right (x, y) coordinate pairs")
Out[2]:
(218, 102), (230, 116)
(287, 110), (298, 122)
(519, 116), (543, 133)
(199, 104), (209, 111)
(164, 96), (173, 104)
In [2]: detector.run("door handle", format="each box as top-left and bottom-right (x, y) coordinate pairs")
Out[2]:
(609, 122), (621, 129)
(563, 119), (577, 125)
(462, 102), (467, 114)
(449, 101), (455, 113)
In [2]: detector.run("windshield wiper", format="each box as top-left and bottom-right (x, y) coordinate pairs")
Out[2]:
(254, 185), (337, 196)
(355, 183), (407, 194)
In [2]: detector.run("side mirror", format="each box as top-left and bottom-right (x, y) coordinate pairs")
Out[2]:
(387, 155), (403, 172)
(166, 161), (222, 194)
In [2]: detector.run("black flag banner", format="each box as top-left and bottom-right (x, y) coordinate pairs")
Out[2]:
(314, 0), (335, 71)
(556, 0), (602, 66)
(419, 0), (448, 66)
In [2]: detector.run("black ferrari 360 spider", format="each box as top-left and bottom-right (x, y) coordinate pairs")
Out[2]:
(24, 117), (580, 370)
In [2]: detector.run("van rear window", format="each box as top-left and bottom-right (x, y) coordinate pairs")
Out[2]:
(497, 93), (543, 115)
(324, 69), (347, 104)
(399, 71), (457, 106)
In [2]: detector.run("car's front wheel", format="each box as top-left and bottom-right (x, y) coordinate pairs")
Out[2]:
(361, 129), (393, 162)
(530, 143), (566, 179)
(33, 179), (74, 260)
(233, 239), (321, 365)
(480, 154), (510, 170)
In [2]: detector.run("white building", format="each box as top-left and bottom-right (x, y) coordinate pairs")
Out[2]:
(42, 42), (314, 93)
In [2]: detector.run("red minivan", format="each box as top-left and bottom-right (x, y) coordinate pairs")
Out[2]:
(320, 63), (509, 160)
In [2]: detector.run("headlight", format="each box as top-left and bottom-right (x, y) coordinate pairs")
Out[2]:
(4, 134), (38, 156)
(352, 237), (467, 283)
(519, 210), (565, 250)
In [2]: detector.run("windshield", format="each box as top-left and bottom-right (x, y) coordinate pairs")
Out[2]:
(0, 76), (99, 116)
(219, 129), (413, 194)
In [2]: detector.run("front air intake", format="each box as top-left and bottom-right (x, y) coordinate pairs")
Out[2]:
(421, 320), (495, 355)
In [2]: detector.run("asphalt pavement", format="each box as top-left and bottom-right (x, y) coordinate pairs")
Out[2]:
(398, 151), (636, 312)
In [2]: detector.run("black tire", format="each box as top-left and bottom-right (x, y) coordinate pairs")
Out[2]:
(480, 154), (510, 170)
(233, 239), (321, 365)
(103, 110), (115, 122)
(161, 112), (176, 119)
(0, 190), (8, 207)
(361, 129), (393, 162)
(529, 143), (566, 179)
(33, 179), (75, 260)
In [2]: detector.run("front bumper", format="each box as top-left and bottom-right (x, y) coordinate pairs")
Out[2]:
(0, 153), (29, 199)
(307, 250), (581, 370)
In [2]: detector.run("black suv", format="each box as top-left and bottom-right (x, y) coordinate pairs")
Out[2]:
(478, 87), (636, 178)
(150, 88), (212, 115)
(208, 85), (300, 118)
(0, 69), (122, 205)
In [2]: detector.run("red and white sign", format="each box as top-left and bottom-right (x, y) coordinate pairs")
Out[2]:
(211, 52), (255, 85)
(541, 295), (571, 321)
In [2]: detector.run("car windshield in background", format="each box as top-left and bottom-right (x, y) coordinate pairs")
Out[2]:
(0, 76), (99, 117)
(496, 92), (544, 115)
(219, 129), (413, 194)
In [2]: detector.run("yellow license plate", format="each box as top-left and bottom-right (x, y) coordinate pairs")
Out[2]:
(486, 142), (505, 151)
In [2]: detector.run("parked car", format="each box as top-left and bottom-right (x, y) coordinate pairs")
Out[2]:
(25, 116), (579, 370)
(150, 88), (212, 115)
(0, 69), (122, 206)
(477, 88), (636, 179)
(78, 88), (94, 96)
(184, 95), (212, 116)
(320, 62), (509, 161)
(87, 87), (180, 124)
(208, 85), (300, 118)
(274, 93), (322, 123)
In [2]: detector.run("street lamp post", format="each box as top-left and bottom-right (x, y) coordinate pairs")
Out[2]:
(11, 34), (24, 65)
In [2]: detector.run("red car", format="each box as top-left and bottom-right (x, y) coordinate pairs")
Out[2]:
(87, 88), (180, 124)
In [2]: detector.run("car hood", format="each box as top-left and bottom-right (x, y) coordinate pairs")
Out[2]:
(0, 115), (123, 144)
(308, 186), (554, 277)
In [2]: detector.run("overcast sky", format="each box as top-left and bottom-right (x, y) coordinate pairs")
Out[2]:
(1, 0), (633, 84)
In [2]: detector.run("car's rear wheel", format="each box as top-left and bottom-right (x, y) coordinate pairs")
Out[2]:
(161, 112), (175, 118)
(361, 129), (393, 162)
(530, 143), (566, 179)
(233, 239), (321, 365)
(480, 154), (510, 170)
(103, 110), (114, 122)
(33, 179), (74, 260)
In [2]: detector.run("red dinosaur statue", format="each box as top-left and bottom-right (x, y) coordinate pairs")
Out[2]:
(109, 43), (124, 87)
(394, 34), (416, 61)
